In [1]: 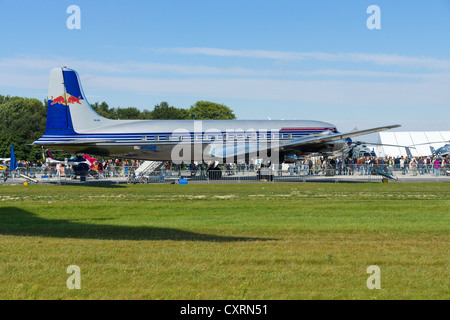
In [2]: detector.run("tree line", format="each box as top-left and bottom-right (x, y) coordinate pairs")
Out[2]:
(0, 95), (236, 162)
(91, 101), (236, 121)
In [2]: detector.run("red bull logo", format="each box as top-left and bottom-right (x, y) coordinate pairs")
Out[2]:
(50, 93), (82, 105)
(67, 95), (82, 104)
(50, 95), (66, 105)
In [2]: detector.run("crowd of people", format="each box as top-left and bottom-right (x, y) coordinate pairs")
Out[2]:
(170, 155), (450, 177)
(291, 155), (449, 177)
(1, 158), (142, 178)
(2, 154), (449, 179)
(210, 155), (450, 177)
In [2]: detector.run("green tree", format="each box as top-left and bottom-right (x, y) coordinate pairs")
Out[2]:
(89, 100), (236, 121)
(91, 101), (115, 119)
(189, 101), (236, 120)
(151, 101), (189, 120)
(0, 96), (46, 161)
(114, 106), (143, 120)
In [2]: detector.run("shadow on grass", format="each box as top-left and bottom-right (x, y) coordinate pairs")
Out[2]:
(51, 182), (128, 188)
(0, 207), (274, 242)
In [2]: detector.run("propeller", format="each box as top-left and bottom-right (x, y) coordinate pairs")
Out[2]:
(407, 140), (449, 147)
(352, 141), (415, 148)
(343, 141), (416, 158)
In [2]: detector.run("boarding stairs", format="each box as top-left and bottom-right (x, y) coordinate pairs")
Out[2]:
(135, 161), (163, 176)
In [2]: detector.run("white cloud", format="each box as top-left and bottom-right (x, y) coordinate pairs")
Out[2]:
(158, 47), (450, 70)
(83, 76), (450, 107)
(1, 55), (449, 80)
(0, 53), (449, 113)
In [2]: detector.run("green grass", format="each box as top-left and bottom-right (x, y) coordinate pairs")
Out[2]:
(0, 183), (448, 299)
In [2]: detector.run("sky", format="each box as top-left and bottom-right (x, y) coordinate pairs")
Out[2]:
(0, 0), (449, 132)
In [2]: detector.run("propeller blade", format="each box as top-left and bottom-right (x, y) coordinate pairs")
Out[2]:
(352, 141), (416, 148)
(408, 140), (449, 147)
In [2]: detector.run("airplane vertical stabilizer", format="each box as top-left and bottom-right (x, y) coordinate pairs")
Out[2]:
(46, 67), (113, 135)
(430, 146), (435, 155)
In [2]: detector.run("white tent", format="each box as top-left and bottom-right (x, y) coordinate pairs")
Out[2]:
(377, 131), (450, 157)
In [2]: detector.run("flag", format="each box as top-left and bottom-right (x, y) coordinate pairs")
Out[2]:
(10, 144), (18, 171)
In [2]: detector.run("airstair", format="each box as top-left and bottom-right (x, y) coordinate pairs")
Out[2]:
(135, 161), (163, 176)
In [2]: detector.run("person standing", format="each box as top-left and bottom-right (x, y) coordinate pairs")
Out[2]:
(433, 158), (441, 176)
(400, 157), (405, 175)
(56, 163), (61, 178)
(411, 158), (418, 176)
(418, 157), (424, 175)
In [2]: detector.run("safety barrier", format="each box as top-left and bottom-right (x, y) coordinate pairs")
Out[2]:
(1, 163), (449, 184)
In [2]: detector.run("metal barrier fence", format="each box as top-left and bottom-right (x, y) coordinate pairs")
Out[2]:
(153, 163), (450, 183)
(1, 163), (449, 184)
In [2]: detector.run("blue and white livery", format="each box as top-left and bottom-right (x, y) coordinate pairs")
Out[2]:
(34, 67), (400, 163)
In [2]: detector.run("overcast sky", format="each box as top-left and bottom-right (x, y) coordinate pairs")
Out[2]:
(1, 0), (449, 132)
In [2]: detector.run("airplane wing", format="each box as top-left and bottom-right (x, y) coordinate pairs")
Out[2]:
(209, 124), (401, 158)
(281, 124), (401, 147)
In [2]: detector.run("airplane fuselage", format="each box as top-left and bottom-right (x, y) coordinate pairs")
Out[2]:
(39, 119), (338, 161)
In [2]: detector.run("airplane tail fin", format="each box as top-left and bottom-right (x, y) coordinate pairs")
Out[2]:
(45, 149), (55, 160)
(45, 67), (112, 135)
(430, 146), (436, 155)
(82, 154), (98, 164)
(405, 147), (413, 158)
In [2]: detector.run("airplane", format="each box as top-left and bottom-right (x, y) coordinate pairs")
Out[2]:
(33, 67), (401, 166)
(430, 144), (450, 157)
(44, 149), (69, 166)
(342, 143), (376, 159)
(72, 154), (104, 179)
(343, 140), (416, 159)
(45, 149), (102, 179)
(42, 148), (104, 180)
(405, 146), (413, 158)
(44, 149), (98, 169)
(406, 140), (450, 158)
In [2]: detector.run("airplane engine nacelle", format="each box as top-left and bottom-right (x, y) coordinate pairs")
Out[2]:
(329, 140), (347, 152)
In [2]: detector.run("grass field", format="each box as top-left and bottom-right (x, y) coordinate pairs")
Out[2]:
(0, 183), (448, 300)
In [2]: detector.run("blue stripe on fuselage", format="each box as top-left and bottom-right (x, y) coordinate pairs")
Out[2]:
(35, 129), (325, 144)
